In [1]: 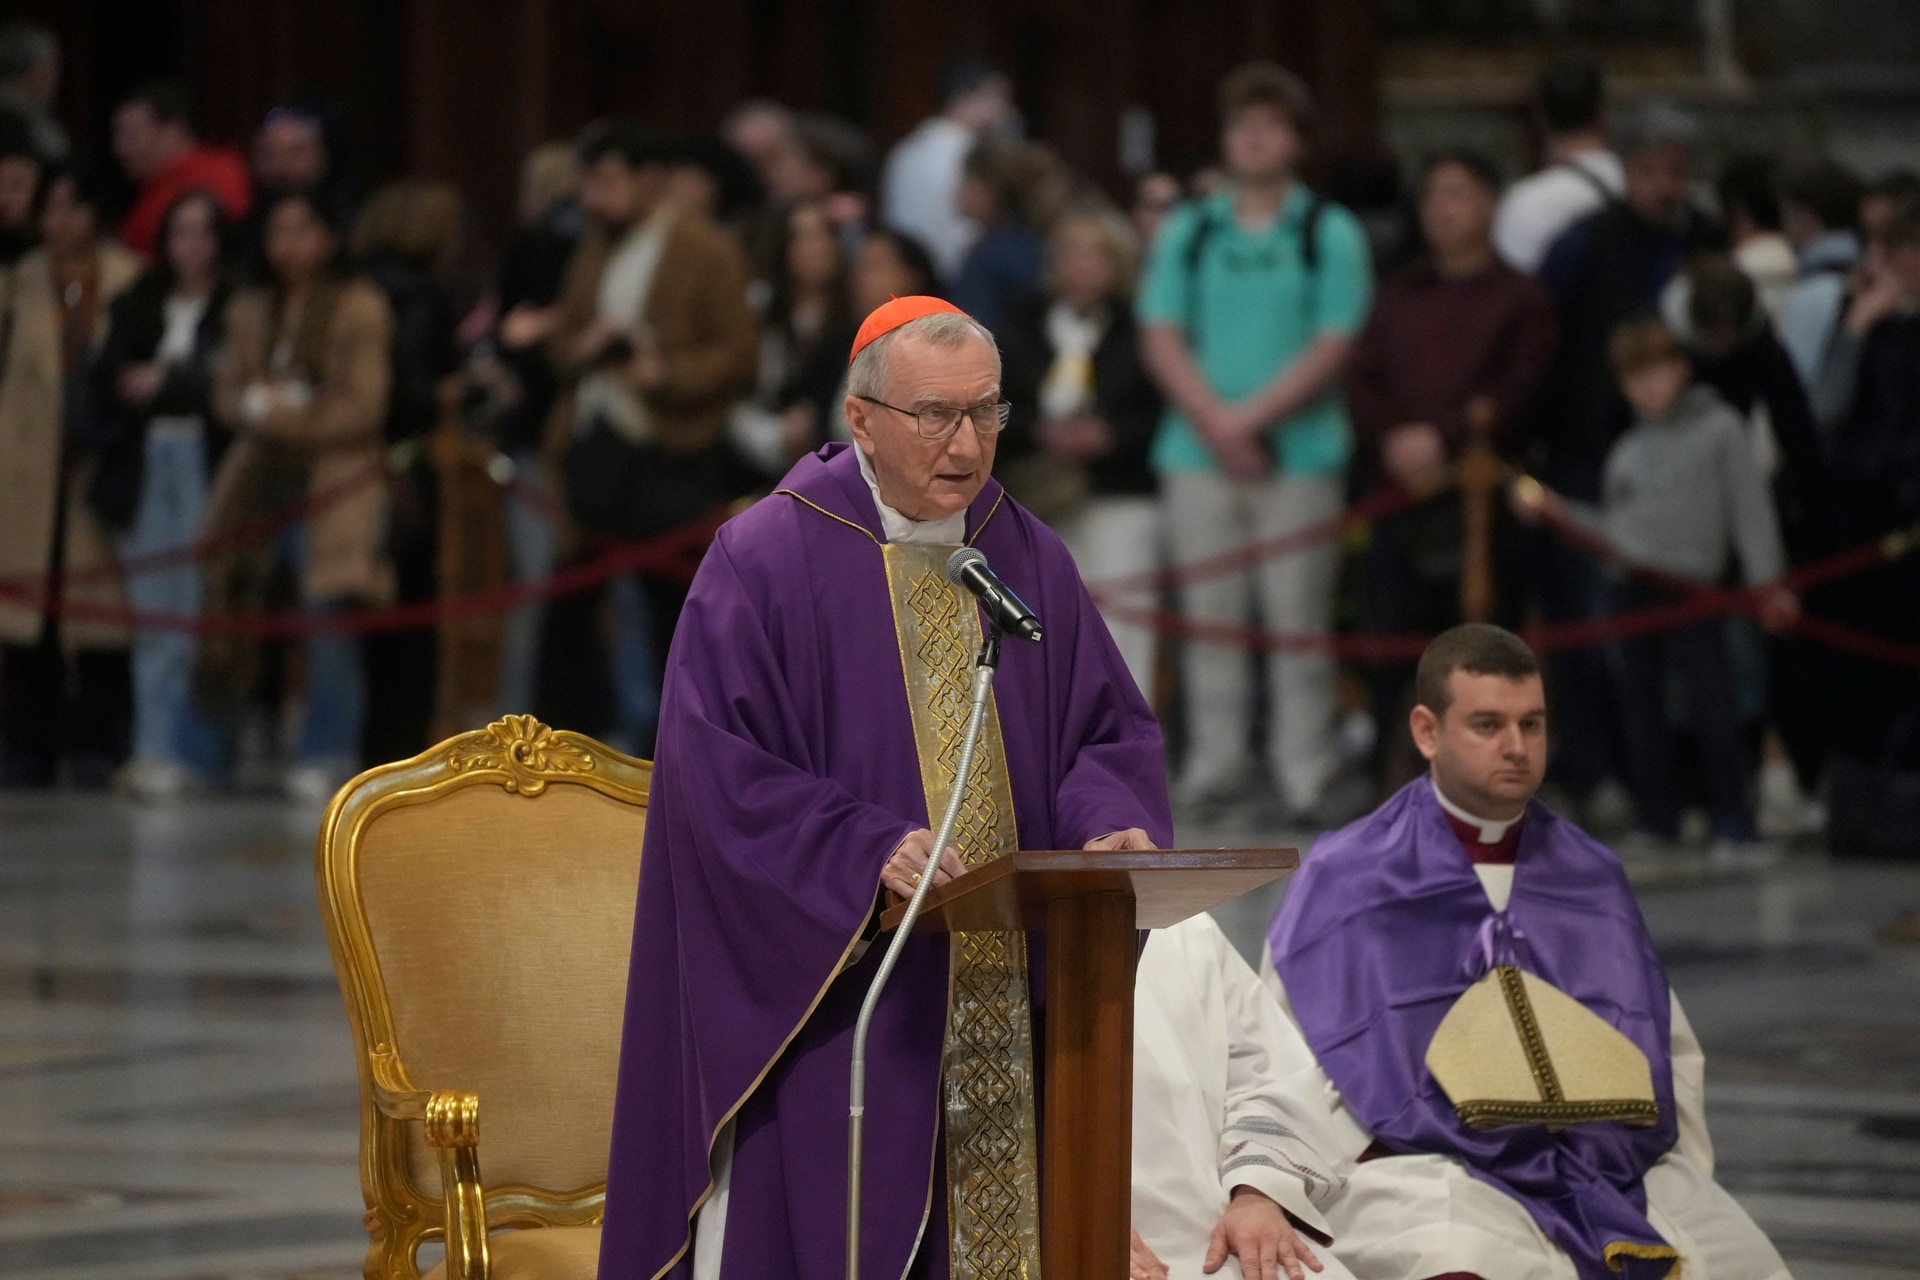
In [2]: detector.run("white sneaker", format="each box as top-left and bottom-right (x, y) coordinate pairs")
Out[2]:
(283, 763), (345, 807)
(1172, 761), (1252, 818)
(1614, 831), (1679, 864)
(1757, 759), (1803, 839)
(1585, 778), (1637, 836)
(116, 758), (195, 802)
(1335, 708), (1377, 766)
(1708, 838), (1784, 873)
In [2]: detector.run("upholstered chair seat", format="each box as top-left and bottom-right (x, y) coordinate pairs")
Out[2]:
(422, 1224), (604, 1280)
(318, 716), (648, 1280)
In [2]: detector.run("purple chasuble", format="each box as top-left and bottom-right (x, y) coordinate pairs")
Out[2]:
(1268, 780), (1679, 1280)
(598, 442), (1172, 1280)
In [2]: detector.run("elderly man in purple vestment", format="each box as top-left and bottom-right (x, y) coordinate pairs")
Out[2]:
(1263, 625), (1785, 1280)
(597, 295), (1174, 1280)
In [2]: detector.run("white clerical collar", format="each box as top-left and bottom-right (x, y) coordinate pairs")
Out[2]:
(1432, 777), (1522, 845)
(856, 445), (967, 546)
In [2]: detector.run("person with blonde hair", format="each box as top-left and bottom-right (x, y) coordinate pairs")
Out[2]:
(1000, 205), (1165, 698)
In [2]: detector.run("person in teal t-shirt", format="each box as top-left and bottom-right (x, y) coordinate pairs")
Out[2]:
(1138, 62), (1373, 820)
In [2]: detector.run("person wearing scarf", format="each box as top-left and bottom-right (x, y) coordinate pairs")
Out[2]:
(203, 189), (392, 802)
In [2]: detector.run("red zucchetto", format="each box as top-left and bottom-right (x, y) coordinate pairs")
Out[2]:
(848, 295), (969, 366)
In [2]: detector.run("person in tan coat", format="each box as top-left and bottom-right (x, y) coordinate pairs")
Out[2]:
(205, 189), (393, 803)
(0, 163), (140, 787)
(545, 117), (757, 754)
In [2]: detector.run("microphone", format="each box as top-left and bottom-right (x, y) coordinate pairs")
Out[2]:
(946, 548), (1043, 643)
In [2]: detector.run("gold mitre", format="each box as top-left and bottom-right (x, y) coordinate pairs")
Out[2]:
(1425, 965), (1659, 1131)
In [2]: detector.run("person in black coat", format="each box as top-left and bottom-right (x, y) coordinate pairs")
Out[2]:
(1822, 204), (1920, 784)
(87, 189), (233, 797)
(1688, 256), (1834, 822)
(349, 180), (464, 764)
(999, 208), (1164, 699)
(1531, 101), (1725, 807)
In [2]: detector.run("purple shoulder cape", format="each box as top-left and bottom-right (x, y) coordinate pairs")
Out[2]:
(1269, 780), (1679, 1280)
(599, 443), (1171, 1280)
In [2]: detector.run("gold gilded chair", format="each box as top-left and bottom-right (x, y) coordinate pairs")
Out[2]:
(317, 714), (650, 1280)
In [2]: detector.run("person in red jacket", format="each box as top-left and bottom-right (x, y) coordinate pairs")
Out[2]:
(111, 82), (250, 257)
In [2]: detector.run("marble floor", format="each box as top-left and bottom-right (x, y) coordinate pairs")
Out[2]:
(1, 790), (1917, 1279)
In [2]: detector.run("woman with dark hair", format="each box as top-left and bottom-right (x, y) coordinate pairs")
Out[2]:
(851, 225), (939, 312)
(750, 198), (856, 460)
(90, 189), (234, 797)
(204, 189), (394, 804)
(812, 225), (940, 444)
(0, 160), (141, 787)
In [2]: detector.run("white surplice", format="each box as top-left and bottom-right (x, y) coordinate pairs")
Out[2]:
(1256, 857), (1790, 1280)
(1133, 915), (1359, 1280)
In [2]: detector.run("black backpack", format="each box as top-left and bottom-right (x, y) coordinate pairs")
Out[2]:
(1178, 191), (1328, 350)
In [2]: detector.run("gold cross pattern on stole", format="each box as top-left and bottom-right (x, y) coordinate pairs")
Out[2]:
(884, 543), (1044, 1280)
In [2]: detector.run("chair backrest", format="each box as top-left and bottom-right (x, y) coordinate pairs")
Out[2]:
(317, 715), (650, 1279)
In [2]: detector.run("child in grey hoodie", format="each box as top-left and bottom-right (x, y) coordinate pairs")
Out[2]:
(1530, 316), (1797, 855)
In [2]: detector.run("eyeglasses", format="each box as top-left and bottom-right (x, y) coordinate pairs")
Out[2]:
(855, 395), (1011, 441)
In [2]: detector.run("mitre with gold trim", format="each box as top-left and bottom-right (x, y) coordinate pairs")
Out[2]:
(1426, 964), (1660, 1131)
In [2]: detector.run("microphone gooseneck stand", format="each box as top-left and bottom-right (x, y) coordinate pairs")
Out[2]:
(846, 624), (1003, 1280)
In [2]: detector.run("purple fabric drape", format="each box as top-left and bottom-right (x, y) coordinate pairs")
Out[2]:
(1269, 780), (1679, 1280)
(598, 443), (1172, 1280)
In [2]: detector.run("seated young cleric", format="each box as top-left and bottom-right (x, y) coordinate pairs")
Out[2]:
(1263, 625), (1786, 1280)
(597, 296), (1172, 1280)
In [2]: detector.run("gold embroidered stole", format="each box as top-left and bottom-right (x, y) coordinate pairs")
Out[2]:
(883, 543), (1044, 1280)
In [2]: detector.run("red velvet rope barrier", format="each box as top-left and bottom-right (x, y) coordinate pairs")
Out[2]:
(7, 453), (1918, 669)
(2, 454), (395, 591)
(0, 507), (725, 637)
(1088, 475), (1920, 670)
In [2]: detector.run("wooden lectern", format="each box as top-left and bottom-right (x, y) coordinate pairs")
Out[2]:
(879, 848), (1298, 1280)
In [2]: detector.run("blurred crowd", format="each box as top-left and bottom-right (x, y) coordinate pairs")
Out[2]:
(2, 19), (1917, 860)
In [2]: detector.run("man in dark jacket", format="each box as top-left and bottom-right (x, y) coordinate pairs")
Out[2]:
(1688, 257), (1833, 829)
(1824, 202), (1920, 793)
(1347, 149), (1556, 787)
(1532, 101), (1723, 811)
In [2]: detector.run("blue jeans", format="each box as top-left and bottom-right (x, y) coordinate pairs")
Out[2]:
(273, 527), (366, 770)
(119, 430), (224, 778)
(1609, 580), (1755, 839)
(606, 573), (659, 757)
(496, 451), (556, 716)
(1532, 455), (1622, 798)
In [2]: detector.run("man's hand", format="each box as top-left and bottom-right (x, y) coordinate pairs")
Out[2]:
(1506, 474), (1560, 527)
(881, 829), (966, 902)
(1203, 1188), (1324, 1280)
(118, 361), (166, 407)
(1192, 402), (1271, 479)
(571, 317), (624, 365)
(1381, 422), (1447, 491)
(1758, 586), (1800, 633)
(1846, 270), (1906, 338)
(1130, 1227), (1170, 1280)
(1084, 828), (1157, 851)
(500, 302), (561, 351)
(1039, 414), (1114, 461)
